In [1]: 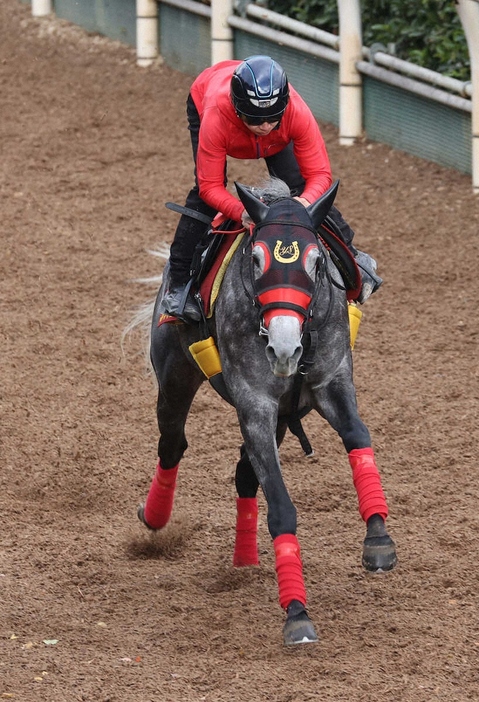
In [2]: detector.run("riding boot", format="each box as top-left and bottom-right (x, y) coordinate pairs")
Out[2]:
(163, 281), (202, 322)
(164, 203), (213, 322)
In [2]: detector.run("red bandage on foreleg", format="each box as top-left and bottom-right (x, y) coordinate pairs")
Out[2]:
(143, 461), (178, 529)
(233, 497), (259, 567)
(273, 534), (306, 610)
(349, 447), (388, 523)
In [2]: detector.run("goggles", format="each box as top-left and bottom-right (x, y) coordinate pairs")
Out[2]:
(241, 114), (283, 126)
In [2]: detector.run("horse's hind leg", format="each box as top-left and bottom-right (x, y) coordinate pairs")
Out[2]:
(233, 444), (260, 566)
(137, 458), (178, 531)
(137, 396), (184, 531)
(138, 385), (200, 530)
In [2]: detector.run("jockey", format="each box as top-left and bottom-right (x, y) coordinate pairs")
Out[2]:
(164, 55), (382, 321)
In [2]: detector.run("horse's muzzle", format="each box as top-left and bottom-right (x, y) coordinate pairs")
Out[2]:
(265, 315), (303, 378)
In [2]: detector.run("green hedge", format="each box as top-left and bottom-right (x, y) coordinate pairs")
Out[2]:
(268, 0), (470, 81)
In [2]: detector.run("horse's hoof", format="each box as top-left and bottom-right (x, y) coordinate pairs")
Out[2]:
(137, 503), (157, 531)
(362, 535), (397, 572)
(283, 601), (318, 646)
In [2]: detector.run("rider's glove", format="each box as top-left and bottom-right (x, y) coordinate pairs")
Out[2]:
(241, 209), (253, 229)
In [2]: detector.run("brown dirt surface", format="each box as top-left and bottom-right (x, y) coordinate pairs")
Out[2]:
(1, 2), (479, 700)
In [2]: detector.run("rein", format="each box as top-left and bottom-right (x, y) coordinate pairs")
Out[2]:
(213, 225), (246, 236)
(284, 272), (335, 457)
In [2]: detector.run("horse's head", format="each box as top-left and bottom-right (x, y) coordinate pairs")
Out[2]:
(235, 180), (339, 377)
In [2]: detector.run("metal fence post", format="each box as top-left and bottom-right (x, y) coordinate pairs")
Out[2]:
(456, 0), (479, 193)
(32, 0), (52, 16)
(211, 0), (234, 65)
(137, 0), (158, 67)
(337, 0), (362, 145)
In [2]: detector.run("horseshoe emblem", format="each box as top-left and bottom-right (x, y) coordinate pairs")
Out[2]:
(273, 240), (300, 264)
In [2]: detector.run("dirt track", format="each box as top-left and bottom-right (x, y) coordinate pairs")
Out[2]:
(1, 2), (479, 700)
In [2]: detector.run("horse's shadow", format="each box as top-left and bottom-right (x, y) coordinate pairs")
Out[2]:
(125, 516), (271, 595)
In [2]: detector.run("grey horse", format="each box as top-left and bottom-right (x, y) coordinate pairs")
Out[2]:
(134, 178), (397, 646)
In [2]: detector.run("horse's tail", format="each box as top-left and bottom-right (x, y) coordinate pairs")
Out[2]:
(121, 244), (170, 366)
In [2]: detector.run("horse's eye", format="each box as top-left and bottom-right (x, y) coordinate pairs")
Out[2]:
(252, 246), (266, 274)
(304, 248), (321, 279)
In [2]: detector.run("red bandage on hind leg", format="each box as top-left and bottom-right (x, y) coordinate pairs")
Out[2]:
(349, 447), (388, 523)
(143, 461), (178, 530)
(273, 534), (307, 610)
(233, 497), (259, 567)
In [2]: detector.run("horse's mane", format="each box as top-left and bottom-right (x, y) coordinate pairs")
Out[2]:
(247, 177), (291, 205)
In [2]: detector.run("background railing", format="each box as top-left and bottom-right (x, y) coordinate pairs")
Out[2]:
(28, 0), (479, 192)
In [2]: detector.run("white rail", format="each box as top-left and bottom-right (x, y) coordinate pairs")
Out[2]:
(29, 0), (477, 191)
(159, 0), (211, 17)
(243, 3), (340, 49)
(227, 15), (339, 64)
(366, 48), (472, 98)
(357, 61), (472, 113)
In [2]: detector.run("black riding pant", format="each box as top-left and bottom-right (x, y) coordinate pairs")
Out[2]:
(169, 94), (355, 284)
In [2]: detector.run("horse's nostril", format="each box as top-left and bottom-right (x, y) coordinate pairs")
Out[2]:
(292, 345), (303, 362)
(265, 345), (276, 362)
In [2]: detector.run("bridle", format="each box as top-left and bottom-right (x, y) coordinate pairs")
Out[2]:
(242, 217), (336, 345)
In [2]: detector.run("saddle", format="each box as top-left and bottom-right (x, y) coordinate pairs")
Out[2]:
(165, 200), (363, 316)
(163, 202), (245, 319)
(191, 223), (248, 315)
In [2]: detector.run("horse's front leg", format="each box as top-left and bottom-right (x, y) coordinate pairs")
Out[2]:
(312, 377), (397, 572)
(138, 326), (204, 531)
(237, 405), (318, 645)
(233, 421), (288, 568)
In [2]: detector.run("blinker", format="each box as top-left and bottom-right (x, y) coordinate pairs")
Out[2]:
(253, 226), (317, 328)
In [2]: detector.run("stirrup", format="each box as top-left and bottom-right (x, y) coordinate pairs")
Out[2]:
(163, 281), (201, 322)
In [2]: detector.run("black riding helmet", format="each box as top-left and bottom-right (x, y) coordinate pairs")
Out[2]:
(231, 55), (289, 122)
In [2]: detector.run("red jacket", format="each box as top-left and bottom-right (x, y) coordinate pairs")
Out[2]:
(190, 60), (333, 222)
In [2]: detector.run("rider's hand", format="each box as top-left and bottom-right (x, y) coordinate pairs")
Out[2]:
(293, 196), (311, 208)
(241, 209), (253, 229)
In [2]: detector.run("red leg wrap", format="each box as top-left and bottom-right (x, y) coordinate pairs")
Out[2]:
(233, 497), (259, 567)
(143, 461), (178, 530)
(273, 534), (307, 610)
(349, 447), (388, 523)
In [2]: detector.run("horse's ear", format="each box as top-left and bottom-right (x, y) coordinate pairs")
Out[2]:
(306, 180), (340, 230)
(235, 182), (270, 224)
